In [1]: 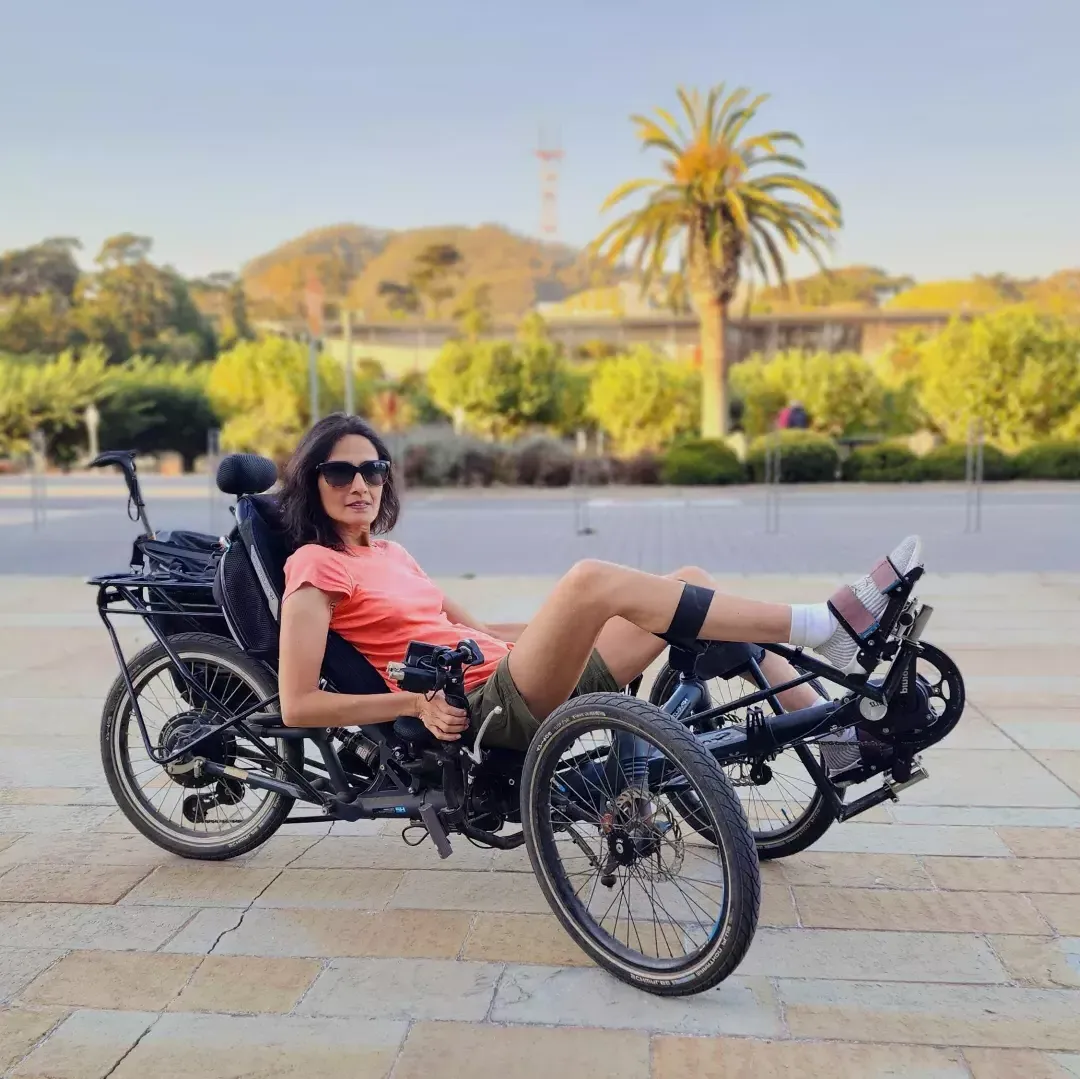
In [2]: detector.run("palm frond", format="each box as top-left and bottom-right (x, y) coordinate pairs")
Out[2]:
(653, 106), (689, 146)
(750, 173), (841, 219)
(630, 115), (683, 157)
(599, 177), (662, 213)
(749, 221), (790, 284)
(713, 87), (751, 140)
(744, 151), (807, 172)
(676, 86), (703, 130)
(721, 93), (769, 143)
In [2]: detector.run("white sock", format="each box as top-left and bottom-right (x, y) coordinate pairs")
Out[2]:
(788, 603), (838, 648)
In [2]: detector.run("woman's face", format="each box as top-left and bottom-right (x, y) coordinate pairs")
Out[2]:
(317, 434), (384, 540)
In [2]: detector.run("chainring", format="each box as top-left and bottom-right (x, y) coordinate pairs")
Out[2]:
(868, 641), (965, 753)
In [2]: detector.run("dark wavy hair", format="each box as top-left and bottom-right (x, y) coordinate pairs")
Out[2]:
(278, 413), (400, 550)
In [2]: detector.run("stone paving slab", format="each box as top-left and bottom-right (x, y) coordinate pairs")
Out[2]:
(8, 1009), (156, 1079)
(1, 572), (1078, 1077)
(109, 1013), (408, 1079)
(652, 1036), (972, 1078)
(777, 979), (1080, 1050)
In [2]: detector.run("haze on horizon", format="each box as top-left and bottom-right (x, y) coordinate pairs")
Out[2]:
(3, 0), (1078, 284)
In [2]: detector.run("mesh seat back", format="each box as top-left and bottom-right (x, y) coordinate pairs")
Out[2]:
(213, 497), (283, 660)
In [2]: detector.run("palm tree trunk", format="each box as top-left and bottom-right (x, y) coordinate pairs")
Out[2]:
(695, 291), (728, 439)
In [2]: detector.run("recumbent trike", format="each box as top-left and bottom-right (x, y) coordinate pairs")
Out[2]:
(89, 451), (965, 996)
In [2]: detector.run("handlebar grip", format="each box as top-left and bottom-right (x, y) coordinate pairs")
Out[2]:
(444, 690), (469, 713)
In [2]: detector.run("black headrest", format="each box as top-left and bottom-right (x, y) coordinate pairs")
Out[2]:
(216, 454), (278, 496)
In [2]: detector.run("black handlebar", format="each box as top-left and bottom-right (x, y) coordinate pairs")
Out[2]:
(89, 449), (152, 536)
(386, 639), (484, 711)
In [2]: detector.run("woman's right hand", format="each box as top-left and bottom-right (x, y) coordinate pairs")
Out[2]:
(415, 691), (469, 741)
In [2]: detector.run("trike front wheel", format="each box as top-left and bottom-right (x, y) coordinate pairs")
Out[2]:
(520, 693), (760, 997)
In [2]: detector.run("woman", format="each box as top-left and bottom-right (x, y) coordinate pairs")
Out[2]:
(277, 414), (921, 747)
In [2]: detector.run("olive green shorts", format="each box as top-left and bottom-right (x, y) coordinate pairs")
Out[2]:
(466, 649), (620, 751)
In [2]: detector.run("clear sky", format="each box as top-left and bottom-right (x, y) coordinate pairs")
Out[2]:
(3, 0), (1078, 282)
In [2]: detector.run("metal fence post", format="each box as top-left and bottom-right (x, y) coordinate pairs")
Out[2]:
(29, 428), (46, 530)
(207, 428), (221, 532)
(965, 419), (984, 534)
(572, 428), (594, 536)
(343, 310), (354, 416)
(764, 432), (781, 534)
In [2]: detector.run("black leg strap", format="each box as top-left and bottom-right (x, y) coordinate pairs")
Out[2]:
(657, 582), (714, 647)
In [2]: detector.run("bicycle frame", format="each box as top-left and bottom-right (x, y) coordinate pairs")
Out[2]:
(92, 524), (940, 855)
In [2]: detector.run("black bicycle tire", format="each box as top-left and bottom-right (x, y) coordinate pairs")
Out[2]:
(520, 692), (760, 997)
(100, 631), (300, 861)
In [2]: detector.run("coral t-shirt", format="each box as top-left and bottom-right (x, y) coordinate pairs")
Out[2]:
(282, 540), (510, 692)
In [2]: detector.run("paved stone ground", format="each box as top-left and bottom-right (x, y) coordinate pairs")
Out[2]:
(0, 572), (1078, 1077)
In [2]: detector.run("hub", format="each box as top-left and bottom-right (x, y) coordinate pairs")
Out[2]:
(160, 711), (235, 788)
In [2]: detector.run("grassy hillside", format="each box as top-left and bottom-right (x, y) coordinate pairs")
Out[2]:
(242, 224), (1080, 324)
(243, 224), (392, 320)
(242, 222), (618, 322)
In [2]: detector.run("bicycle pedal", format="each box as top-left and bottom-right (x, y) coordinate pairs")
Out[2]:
(885, 763), (929, 795)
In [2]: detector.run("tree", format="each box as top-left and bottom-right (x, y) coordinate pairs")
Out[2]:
(587, 347), (700, 454)
(426, 332), (574, 441)
(190, 272), (254, 348)
(96, 359), (218, 470)
(915, 309), (1080, 451)
(0, 347), (108, 458)
(453, 282), (494, 341)
(72, 235), (215, 363)
(206, 337), (351, 460)
(0, 238), (84, 356)
(377, 279), (421, 317)
(0, 294), (72, 355)
(96, 233), (153, 268)
(377, 243), (464, 321)
(752, 265), (915, 311)
(0, 238), (82, 301)
(592, 84), (841, 438)
(729, 349), (884, 437)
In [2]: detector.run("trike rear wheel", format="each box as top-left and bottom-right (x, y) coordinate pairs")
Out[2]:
(520, 693), (760, 996)
(100, 632), (301, 860)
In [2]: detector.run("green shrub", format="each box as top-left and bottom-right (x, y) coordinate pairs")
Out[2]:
(572, 455), (616, 485)
(746, 430), (840, 483)
(842, 442), (919, 483)
(661, 439), (746, 485)
(911, 442), (1016, 481)
(614, 451), (663, 485)
(510, 435), (574, 487)
(586, 347), (700, 454)
(1012, 440), (1080, 479)
(401, 428), (511, 487)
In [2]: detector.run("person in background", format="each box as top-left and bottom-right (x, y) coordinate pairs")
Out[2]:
(777, 399), (810, 430)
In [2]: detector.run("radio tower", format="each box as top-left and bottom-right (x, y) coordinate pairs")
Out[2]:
(536, 129), (564, 237)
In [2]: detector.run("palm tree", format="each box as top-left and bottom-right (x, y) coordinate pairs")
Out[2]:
(592, 84), (841, 438)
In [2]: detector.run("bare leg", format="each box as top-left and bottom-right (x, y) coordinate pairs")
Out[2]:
(594, 565), (819, 712)
(758, 650), (819, 712)
(592, 566), (705, 688)
(509, 558), (796, 721)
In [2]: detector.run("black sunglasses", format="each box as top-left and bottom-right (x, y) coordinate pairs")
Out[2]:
(316, 459), (391, 488)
